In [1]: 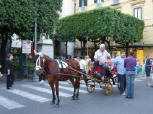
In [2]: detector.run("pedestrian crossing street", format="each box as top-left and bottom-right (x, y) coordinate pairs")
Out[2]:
(0, 76), (146, 110)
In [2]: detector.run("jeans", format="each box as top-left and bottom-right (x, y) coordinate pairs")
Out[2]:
(118, 74), (126, 94)
(94, 61), (106, 76)
(126, 71), (135, 98)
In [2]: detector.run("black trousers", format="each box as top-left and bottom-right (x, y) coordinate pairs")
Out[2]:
(118, 74), (126, 94)
(6, 74), (15, 89)
(39, 74), (45, 81)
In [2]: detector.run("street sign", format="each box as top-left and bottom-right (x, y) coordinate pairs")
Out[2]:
(11, 34), (21, 48)
(22, 40), (31, 54)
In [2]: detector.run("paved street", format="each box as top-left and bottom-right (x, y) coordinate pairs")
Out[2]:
(0, 75), (153, 114)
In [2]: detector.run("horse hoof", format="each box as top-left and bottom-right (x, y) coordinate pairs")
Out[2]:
(72, 96), (75, 100)
(51, 101), (55, 105)
(56, 103), (60, 106)
(76, 97), (79, 100)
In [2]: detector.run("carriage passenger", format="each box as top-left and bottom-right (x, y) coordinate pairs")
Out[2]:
(84, 56), (91, 74)
(79, 56), (88, 85)
(94, 44), (111, 80)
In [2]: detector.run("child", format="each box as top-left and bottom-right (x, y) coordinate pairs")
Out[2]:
(141, 60), (145, 75)
(136, 59), (140, 76)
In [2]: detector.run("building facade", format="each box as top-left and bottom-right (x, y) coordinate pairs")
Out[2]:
(75, 0), (153, 64)
(56, 0), (76, 58)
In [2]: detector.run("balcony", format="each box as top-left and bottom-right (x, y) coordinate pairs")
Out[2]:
(112, 0), (120, 5)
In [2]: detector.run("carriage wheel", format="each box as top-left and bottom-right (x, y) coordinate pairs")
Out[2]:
(87, 83), (95, 93)
(87, 86), (95, 93)
(104, 82), (112, 96)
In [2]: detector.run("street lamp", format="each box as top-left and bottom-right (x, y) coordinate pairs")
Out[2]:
(33, 0), (38, 82)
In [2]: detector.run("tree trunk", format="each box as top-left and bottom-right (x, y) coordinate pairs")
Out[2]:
(126, 43), (129, 57)
(101, 37), (106, 44)
(93, 40), (97, 51)
(81, 40), (87, 56)
(0, 35), (8, 65)
(105, 39), (111, 52)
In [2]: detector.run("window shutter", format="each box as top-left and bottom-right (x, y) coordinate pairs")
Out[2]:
(94, 0), (97, 3)
(79, 0), (82, 7)
(84, 0), (87, 6)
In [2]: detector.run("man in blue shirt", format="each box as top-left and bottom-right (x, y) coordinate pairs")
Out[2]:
(113, 51), (126, 95)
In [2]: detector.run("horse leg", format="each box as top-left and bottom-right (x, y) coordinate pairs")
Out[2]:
(76, 77), (80, 100)
(55, 81), (60, 106)
(48, 80), (56, 104)
(69, 78), (76, 100)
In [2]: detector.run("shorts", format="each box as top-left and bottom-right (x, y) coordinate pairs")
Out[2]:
(146, 69), (151, 77)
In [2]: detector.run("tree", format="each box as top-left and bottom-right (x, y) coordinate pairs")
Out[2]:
(113, 13), (144, 56)
(0, 0), (63, 64)
(0, 0), (35, 65)
(56, 7), (144, 55)
(37, 0), (62, 34)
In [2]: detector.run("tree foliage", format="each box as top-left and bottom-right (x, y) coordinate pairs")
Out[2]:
(0, 0), (35, 39)
(37, 0), (62, 35)
(0, 0), (62, 64)
(56, 7), (144, 44)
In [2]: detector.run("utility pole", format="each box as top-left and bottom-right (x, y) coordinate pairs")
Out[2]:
(33, 0), (38, 82)
(34, 0), (38, 51)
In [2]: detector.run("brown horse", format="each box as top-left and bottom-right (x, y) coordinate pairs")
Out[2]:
(35, 52), (81, 105)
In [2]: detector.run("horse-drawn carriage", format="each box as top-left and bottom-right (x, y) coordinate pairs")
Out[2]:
(83, 65), (117, 96)
(34, 51), (118, 105)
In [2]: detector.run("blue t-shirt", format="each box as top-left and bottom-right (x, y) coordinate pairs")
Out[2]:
(145, 58), (151, 70)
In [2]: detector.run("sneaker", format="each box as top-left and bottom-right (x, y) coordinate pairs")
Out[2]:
(122, 92), (126, 96)
(146, 83), (151, 87)
(39, 80), (44, 85)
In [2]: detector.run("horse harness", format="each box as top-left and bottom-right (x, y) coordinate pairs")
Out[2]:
(36, 56), (78, 77)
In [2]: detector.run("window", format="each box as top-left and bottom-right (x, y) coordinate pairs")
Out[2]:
(79, 0), (87, 12)
(112, 0), (119, 5)
(94, 0), (103, 8)
(79, 0), (87, 7)
(94, 0), (104, 3)
(134, 7), (142, 19)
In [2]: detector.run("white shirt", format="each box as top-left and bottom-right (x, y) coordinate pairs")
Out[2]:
(94, 49), (110, 63)
(79, 59), (86, 70)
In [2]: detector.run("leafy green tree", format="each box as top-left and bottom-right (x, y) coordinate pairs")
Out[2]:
(37, 0), (62, 34)
(0, 0), (35, 65)
(56, 7), (144, 55)
(0, 0), (62, 64)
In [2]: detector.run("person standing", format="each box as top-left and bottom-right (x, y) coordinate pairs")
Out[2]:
(141, 60), (145, 75)
(145, 55), (152, 86)
(135, 59), (140, 76)
(94, 44), (111, 79)
(0, 64), (3, 77)
(113, 51), (126, 95)
(6, 54), (14, 89)
(124, 51), (136, 98)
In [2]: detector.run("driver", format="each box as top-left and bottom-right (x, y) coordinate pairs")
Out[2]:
(94, 44), (111, 79)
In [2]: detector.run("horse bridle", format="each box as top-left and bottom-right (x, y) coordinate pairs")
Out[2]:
(35, 53), (46, 73)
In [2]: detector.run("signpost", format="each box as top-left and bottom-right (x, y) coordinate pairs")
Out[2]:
(21, 40), (31, 77)
(22, 40), (31, 54)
